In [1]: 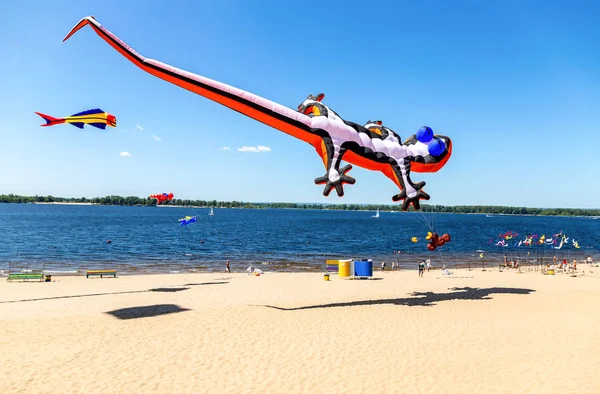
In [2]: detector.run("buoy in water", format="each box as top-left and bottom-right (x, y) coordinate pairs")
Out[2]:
(106, 240), (112, 244)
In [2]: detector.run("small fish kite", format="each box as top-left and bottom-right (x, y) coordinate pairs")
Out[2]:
(150, 193), (174, 204)
(35, 108), (116, 129)
(179, 216), (196, 226)
(63, 17), (453, 211)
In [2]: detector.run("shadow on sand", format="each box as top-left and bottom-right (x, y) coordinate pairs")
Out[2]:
(184, 281), (228, 287)
(260, 287), (536, 311)
(106, 304), (190, 320)
(149, 287), (189, 293)
(0, 281), (228, 304)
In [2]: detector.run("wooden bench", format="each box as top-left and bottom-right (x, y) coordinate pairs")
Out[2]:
(86, 270), (117, 278)
(7, 273), (44, 282)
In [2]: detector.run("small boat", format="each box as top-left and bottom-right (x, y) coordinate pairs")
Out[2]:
(372, 209), (380, 218)
(209, 207), (214, 216)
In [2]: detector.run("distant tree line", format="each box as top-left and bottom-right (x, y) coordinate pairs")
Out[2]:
(0, 194), (598, 217)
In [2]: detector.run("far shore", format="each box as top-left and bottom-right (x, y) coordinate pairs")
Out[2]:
(33, 202), (95, 206)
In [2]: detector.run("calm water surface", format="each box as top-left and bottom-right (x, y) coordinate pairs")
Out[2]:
(0, 204), (597, 274)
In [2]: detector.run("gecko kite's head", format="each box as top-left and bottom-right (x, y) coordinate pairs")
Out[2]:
(297, 93), (325, 116)
(106, 114), (117, 127)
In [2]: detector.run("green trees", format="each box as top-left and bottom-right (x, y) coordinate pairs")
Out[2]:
(0, 194), (598, 217)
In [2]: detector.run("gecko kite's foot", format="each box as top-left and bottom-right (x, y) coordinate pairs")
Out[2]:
(314, 164), (356, 197)
(392, 181), (430, 210)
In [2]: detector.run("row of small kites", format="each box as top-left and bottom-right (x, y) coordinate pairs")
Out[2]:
(491, 231), (581, 249)
(149, 192), (197, 227)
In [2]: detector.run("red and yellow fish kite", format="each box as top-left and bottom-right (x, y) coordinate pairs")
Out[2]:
(35, 108), (116, 129)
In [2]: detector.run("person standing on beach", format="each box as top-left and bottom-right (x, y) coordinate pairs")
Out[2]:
(381, 261), (386, 271)
(418, 261), (425, 277)
(225, 260), (231, 273)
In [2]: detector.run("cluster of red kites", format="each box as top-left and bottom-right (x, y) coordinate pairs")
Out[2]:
(411, 231), (452, 251)
(149, 192), (174, 204)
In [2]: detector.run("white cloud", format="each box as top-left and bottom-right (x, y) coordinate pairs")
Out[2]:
(238, 145), (272, 153)
(151, 135), (161, 141)
(120, 152), (132, 157)
(136, 124), (144, 131)
(219, 146), (231, 150)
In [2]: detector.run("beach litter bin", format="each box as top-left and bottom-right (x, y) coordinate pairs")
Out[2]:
(324, 273), (330, 281)
(548, 269), (554, 275)
(354, 260), (373, 278)
(338, 260), (352, 279)
(45, 275), (52, 282)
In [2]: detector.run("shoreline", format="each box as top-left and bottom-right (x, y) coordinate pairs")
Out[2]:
(3, 261), (598, 277)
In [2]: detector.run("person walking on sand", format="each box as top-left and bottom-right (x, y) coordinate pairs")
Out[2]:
(225, 260), (231, 273)
(381, 261), (386, 271)
(426, 258), (432, 272)
(418, 260), (425, 277)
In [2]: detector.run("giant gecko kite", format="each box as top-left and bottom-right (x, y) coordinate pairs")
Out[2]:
(63, 16), (453, 210)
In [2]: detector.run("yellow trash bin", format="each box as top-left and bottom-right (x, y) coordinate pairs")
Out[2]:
(548, 269), (554, 275)
(324, 273), (330, 281)
(339, 261), (351, 278)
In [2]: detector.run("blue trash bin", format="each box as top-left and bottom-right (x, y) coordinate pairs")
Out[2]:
(354, 260), (373, 277)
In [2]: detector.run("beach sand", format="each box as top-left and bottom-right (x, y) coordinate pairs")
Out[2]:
(1, 267), (599, 393)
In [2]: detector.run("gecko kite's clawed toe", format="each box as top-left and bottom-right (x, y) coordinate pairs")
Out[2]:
(392, 181), (430, 211)
(315, 164), (355, 197)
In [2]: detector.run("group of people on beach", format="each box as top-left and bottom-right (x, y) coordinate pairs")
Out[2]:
(418, 259), (432, 277)
(548, 255), (595, 272)
(380, 258), (432, 276)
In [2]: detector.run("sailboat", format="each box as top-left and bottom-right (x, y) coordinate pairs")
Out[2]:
(372, 209), (380, 218)
(209, 207), (214, 216)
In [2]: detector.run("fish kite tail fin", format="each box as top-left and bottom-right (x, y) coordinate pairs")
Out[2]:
(35, 112), (63, 126)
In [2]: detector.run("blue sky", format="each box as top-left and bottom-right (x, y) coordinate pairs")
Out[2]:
(1, 0), (599, 208)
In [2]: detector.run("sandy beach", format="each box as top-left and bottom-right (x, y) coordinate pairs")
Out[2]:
(1, 267), (599, 393)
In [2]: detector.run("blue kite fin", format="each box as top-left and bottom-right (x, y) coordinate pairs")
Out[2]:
(90, 122), (107, 130)
(70, 122), (85, 129)
(71, 108), (104, 117)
